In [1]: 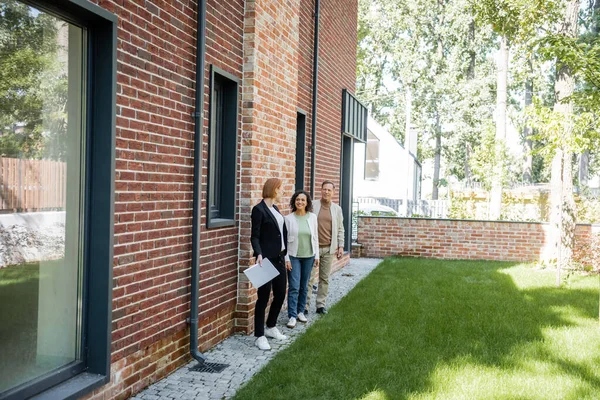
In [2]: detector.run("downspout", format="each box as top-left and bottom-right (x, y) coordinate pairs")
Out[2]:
(189, 0), (207, 365)
(309, 0), (320, 197)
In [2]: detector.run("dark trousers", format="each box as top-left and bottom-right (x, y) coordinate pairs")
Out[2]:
(254, 255), (287, 337)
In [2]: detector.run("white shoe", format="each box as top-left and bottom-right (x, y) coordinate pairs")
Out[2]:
(286, 317), (297, 328)
(255, 336), (271, 350)
(265, 326), (287, 340)
(297, 313), (307, 323)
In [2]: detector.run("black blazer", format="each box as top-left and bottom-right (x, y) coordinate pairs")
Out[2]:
(251, 200), (288, 259)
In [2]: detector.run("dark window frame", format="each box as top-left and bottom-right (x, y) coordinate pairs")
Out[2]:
(0, 1), (116, 399)
(207, 65), (239, 229)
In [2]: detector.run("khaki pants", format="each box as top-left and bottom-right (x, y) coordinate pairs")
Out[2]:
(307, 247), (333, 309)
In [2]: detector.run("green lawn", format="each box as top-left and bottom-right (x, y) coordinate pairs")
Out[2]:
(234, 258), (600, 400)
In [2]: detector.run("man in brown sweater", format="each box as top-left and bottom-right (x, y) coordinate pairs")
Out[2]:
(307, 181), (344, 314)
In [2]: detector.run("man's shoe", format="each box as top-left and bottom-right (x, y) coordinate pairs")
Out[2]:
(265, 326), (287, 340)
(286, 317), (297, 328)
(297, 313), (308, 323)
(316, 307), (328, 315)
(255, 336), (271, 350)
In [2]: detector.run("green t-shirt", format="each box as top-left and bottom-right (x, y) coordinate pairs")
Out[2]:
(295, 214), (313, 258)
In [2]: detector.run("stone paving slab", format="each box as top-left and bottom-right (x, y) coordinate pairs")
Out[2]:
(133, 258), (382, 400)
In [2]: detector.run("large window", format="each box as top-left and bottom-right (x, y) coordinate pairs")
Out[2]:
(0, 1), (115, 399)
(207, 66), (238, 228)
(365, 131), (380, 180)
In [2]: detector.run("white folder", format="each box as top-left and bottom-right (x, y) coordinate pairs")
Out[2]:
(243, 258), (280, 288)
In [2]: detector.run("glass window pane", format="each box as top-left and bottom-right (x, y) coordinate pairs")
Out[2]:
(0, 1), (85, 393)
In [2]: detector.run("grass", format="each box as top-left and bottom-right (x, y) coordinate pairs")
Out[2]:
(0, 260), (69, 393)
(233, 258), (600, 400)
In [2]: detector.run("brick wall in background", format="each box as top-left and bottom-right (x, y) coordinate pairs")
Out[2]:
(357, 217), (599, 264)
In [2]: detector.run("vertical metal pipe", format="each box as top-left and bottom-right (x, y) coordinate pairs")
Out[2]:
(189, 0), (207, 364)
(310, 0), (320, 197)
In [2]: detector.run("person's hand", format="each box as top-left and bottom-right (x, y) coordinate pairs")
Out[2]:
(314, 259), (320, 268)
(336, 247), (344, 258)
(286, 261), (292, 271)
(257, 254), (263, 266)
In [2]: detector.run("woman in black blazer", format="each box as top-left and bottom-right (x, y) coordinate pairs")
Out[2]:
(251, 178), (291, 350)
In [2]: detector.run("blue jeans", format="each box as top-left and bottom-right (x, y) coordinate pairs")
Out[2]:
(287, 256), (315, 318)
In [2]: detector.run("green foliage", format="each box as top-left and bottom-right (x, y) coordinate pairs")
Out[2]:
(0, 1), (68, 160)
(576, 196), (600, 223)
(448, 191), (477, 219)
(469, 125), (520, 191)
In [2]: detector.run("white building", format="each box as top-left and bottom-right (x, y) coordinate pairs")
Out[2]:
(353, 116), (421, 206)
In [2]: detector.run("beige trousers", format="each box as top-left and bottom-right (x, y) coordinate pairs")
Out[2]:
(307, 247), (333, 309)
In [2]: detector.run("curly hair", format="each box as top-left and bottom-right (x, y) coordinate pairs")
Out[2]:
(290, 190), (313, 212)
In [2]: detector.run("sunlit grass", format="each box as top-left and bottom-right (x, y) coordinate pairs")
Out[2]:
(234, 258), (600, 400)
(0, 262), (39, 286)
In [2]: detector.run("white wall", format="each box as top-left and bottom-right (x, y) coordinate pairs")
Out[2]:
(354, 117), (418, 200)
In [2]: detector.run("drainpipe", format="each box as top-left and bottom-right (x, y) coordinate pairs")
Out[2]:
(309, 0), (320, 197)
(189, 0), (207, 365)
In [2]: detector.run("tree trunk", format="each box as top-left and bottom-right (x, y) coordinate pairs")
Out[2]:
(523, 59), (534, 183)
(550, 0), (580, 285)
(432, 112), (442, 200)
(489, 36), (509, 220)
(432, 21), (444, 201)
(579, 150), (589, 188)
(465, 17), (475, 183)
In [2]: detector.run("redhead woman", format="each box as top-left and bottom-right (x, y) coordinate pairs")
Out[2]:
(284, 190), (319, 328)
(250, 178), (290, 350)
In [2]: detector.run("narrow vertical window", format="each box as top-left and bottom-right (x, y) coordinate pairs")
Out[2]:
(295, 112), (306, 191)
(365, 131), (380, 180)
(207, 66), (238, 228)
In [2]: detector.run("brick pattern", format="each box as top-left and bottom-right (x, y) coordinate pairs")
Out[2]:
(297, 0), (315, 192)
(236, 0), (302, 332)
(81, 0), (243, 398)
(357, 217), (597, 263)
(68, 0), (357, 398)
(314, 0), (357, 200)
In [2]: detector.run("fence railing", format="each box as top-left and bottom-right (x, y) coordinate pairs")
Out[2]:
(406, 199), (448, 218)
(0, 157), (66, 212)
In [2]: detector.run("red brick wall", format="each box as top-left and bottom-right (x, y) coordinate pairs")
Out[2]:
(357, 217), (599, 263)
(79, 0), (244, 398)
(298, 0), (315, 191)
(71, 0), (358, 398)
(314, 0), (357, 200)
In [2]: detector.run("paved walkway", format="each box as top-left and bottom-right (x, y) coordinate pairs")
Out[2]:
(132, 258), (382, 400)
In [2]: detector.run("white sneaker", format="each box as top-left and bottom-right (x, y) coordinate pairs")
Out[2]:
(255, 336), (271, 350)
(286, 317), (297, 328)
(297, 312), (307, 323)
(264, 326), (287, 340)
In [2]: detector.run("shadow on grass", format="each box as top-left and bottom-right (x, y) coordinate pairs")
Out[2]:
(233, 258), (600, 400)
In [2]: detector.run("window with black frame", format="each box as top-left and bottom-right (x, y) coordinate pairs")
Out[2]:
(207, 66), (238, 228)
(0, 1), (115, 398)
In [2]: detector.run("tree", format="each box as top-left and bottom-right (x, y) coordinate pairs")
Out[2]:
(0, 1), (67, 160)
(472, 0), (562, 219)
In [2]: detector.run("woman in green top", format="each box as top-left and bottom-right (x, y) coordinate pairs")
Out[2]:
(284, 190), (320, 328)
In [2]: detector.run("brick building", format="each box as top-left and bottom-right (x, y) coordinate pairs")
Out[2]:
(0, 0), (367, 399)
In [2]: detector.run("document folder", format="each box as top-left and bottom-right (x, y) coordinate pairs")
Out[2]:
(243, 258), (280, 288)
